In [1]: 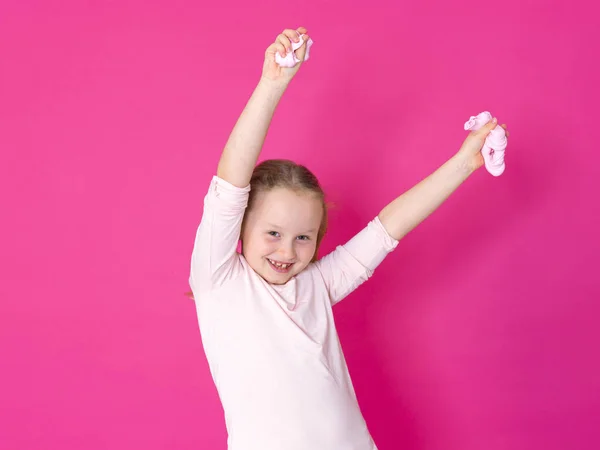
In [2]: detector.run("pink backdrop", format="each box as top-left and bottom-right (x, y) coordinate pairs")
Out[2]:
(1, 1), (599, 449)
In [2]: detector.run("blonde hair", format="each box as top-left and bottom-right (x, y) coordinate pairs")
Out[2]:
(186, 159), (328, 299)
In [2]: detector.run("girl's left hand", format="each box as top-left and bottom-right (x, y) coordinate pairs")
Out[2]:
(456, 118), (510, 171)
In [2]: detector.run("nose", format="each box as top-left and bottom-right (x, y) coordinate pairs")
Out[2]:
(278, 241), (296, 261)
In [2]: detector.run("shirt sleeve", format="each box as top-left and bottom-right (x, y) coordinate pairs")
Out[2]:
(189, 175), (251, 295)
(314, 216), (399, 305)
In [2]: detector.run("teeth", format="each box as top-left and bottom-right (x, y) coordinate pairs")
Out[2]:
(269, 259), (290, 269)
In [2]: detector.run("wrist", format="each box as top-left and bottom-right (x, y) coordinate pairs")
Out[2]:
(257, 76), (290, 94)
(452, 152), (477, 176)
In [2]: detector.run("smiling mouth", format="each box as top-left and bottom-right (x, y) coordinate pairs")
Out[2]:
(267, 258), (294, 273)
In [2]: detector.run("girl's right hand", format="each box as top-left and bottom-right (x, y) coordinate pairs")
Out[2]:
(261, 27), (310, 85)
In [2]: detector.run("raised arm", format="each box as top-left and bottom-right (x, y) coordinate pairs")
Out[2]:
(316, 119), (507, 306)
(217, 27), (311, 188)
(188, 27), (311, 296)
(378, 119), (509, 241)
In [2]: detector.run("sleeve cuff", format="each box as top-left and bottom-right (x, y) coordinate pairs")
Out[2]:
(342, 216), (399, 272)
(371, 215), (399, 252)
(206, 175), (251, 213)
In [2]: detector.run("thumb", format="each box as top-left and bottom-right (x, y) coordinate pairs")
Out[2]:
(477, 117), (498, 136)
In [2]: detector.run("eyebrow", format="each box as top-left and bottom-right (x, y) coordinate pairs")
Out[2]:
(266, 223), (317, 234)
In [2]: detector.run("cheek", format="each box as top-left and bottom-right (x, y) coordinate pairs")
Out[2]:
(298, 242), (317, 260)
(256, 237), (278, 256)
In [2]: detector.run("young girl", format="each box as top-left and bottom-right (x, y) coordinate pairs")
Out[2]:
(188, 26), (508, 450)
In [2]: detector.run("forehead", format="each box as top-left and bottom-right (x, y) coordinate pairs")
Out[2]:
(251, 188), (322, 230)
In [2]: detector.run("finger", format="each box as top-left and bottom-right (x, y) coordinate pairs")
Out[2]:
(477, 117), (498, 136)
(276, 33), (293, 54)
(282, 28), (301, 44)
(268, 41), (286, 59)
(273, 41), (287, 58)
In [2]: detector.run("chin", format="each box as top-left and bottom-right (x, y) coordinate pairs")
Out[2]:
(267, 271), (293, 285)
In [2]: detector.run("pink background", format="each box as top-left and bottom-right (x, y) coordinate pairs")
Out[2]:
(1, 1), (599, 449)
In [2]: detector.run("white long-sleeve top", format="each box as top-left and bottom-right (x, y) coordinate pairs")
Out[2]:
(189, 175), (398, 450)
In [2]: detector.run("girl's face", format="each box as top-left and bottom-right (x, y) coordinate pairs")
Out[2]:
(241, 187), (323, 285)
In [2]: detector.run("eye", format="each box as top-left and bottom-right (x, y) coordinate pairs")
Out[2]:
(268, 231), (280, 237)
(297, 235), (310, 241)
